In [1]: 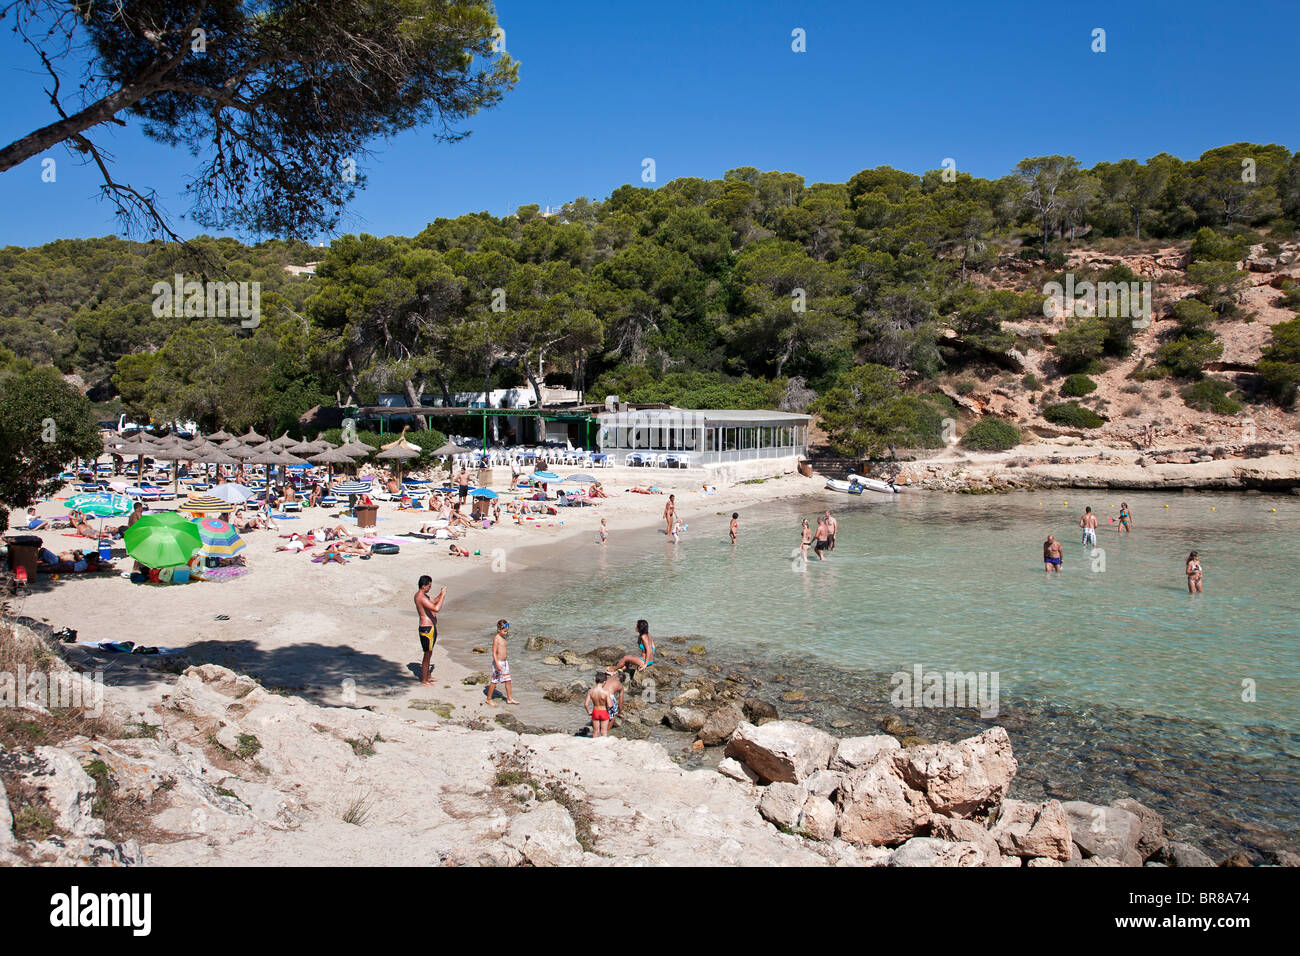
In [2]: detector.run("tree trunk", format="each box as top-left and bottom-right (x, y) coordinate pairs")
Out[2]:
(403, 378), (428, 430)
(523, 356), (546, 410)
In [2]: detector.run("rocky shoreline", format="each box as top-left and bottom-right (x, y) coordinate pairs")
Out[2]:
(486, 634), (1298, 862)
(6, 613), (1285, 867)
(879, 446), (1300, 493)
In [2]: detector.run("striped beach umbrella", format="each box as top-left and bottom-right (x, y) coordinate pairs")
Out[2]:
(194, 517), (245, 558)
(562, 474), (597, 483)
(331, 479), (373, 496)
(528, 471), (561, 483)
(181, 494), (233, 515)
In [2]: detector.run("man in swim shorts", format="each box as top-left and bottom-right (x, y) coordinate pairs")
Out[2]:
(814, 516), (831, 560)
(1079, 506), (1098, 548)
(486, 619), (518, 705)
(1043, 534), (1063, 573)
(414, 575), (446, 685)
(585, 680), (613, 737)
(824, 509), (837, 551)
(600, 667), (625, 723)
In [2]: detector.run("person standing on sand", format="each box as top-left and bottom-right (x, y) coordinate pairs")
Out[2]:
(1043, 534), (1063, 573)
(1186, 551), (1203, 594)
(824, 509), (838, 551)
(729, 512), (739, 544)
(457, 467), (469, 505)
(1080, 506), (1098, 548)
(414, 576), (447, 685)
(663, 494), (676, 536)
(486, 619), (518, 705)
(813, 516), (831, 560)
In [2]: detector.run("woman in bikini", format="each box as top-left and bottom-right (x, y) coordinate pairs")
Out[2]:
(1186, 551), (1203, 594)
(1118, 502), (1132, 534)
(613, 619), (656, 675)
(800, 518), (812, 561)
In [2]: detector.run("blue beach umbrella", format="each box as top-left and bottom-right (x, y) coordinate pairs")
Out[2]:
(529, 471), (561, 483)
(470, 488), (499, 499)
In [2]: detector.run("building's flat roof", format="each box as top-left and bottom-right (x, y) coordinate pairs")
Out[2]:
(596, 408), (810, 426)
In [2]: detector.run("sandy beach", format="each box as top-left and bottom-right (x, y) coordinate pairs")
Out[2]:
(16, 464), (824, 729)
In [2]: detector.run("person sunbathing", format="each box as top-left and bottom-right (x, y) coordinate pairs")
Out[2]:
(313, 546), (348, 564)
(629, 487), (663, 494)
(72, 514), (112, 539)
(447, 506), (476, 530)
(332, 537), (373, 556)
(587, 483), (609, 499)
(320, 524), (351, 541)
(447, 544), (471, 557)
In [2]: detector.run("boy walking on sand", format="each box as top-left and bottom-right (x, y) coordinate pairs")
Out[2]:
(486, 619), (518, 706)
(585, 680), (613, 737)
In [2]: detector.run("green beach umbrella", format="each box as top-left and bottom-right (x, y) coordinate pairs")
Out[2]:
(124, 513), (202, 569)
(66, 493), (133, 517)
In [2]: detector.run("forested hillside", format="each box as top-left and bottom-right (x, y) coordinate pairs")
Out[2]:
(2, 143), (1299, 452)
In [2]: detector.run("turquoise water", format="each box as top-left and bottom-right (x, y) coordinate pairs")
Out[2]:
(525, 490), (1300, 752)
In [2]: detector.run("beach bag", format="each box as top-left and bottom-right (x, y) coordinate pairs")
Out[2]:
(371, 542), (400, 555)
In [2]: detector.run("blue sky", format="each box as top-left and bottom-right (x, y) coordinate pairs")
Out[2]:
(0, 0), (1296, 247)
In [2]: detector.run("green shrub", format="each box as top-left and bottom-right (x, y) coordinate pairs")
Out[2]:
(1180, 378), (1241, 414)
(955, 380), (976, 396)
(1152, 335), (1223, 379)
(1188, 228), (1249, 264)
(1042, 402), (1104, 428)
(1061, 374), (1097, 397)
(1021, 373), (1041, 391)
(961, 418), (1021, 451)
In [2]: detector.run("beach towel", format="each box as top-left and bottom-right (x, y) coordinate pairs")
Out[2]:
(198, 565), (250, 581)
(74, 640), (181, 656)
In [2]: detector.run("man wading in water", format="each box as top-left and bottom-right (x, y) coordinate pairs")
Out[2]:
(1080, 506), (1099, 548)
(414, 575), (447, 685)
(1043, 534), (1063, 574)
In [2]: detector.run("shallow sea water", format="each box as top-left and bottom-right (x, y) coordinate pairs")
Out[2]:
(515, 489), (1300, 856)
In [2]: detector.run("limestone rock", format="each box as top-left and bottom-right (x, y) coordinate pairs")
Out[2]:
(0, 776), (13, 850)
(835, 758), (931, 847)
(22, 746), (103, 837)
(672, 688), (701, 706)
(524, 634), (556, 652)
(930, 815), (1002, 864)
(798, 795), (838, 842)
(757, 782), (807, 831)
(558, 650), (590, 667)
(665, 706), (707, 733)
(803, 769), (845, 799)
(888, 836), (988, 867)
(1159, 842), (1215, 867)
(1062, 801), (1143, 866)
(724, 720), (838, 784)
(502, 802), (583, 866)
(697, 704), (743, 747)
(1027, 857), (1064, 867)
(990, 799), (1073, 861)
(583, 645), (627, 664)
(1112, 797), (1166, 860)
(892, 727), (1018, 816)
(830, 734), (900, 772)
(742, 699), (778, 724)
(717, 757), (759, 784)
(1066, 856), (1125, 867)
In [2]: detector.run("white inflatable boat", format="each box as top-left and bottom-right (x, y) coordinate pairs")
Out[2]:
(825, 475), (897, 495)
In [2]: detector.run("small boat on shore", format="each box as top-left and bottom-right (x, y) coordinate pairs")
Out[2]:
(825, 474), (897, 495)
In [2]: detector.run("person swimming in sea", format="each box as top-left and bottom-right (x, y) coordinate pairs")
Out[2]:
(1186, 550), (1203, 594)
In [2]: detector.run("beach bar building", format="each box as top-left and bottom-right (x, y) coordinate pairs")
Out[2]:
(595, 408), (810, 467)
